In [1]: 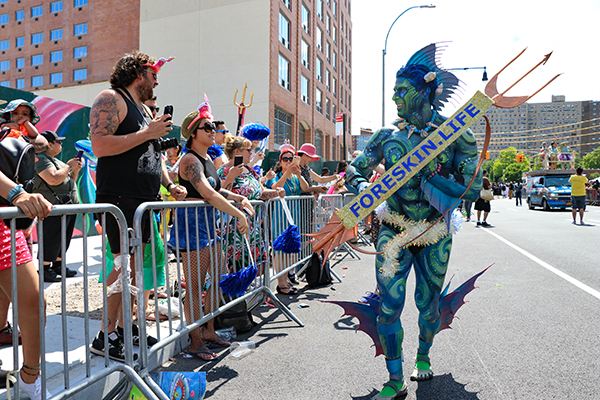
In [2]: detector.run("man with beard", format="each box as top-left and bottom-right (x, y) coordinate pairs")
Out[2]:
(90, 52), (186, 361)
(345, 45), (481, 399)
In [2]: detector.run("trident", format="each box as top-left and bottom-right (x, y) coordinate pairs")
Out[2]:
(485, 48), (562, 109)
(234, 83), (254, 135)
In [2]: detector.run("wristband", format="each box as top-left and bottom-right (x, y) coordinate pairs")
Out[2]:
(166, 182), (175, 191)
(7, 184), (24, 204)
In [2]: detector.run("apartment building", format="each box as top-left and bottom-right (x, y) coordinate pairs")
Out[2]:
(1, 0), (352, 158)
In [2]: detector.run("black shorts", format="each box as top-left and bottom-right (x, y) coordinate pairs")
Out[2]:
(95, 195), (153, 255)
(571, 195), (586, 210)
(474, 198), (491, 212)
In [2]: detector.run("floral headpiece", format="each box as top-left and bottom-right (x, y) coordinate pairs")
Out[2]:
(142, 57), (175, 73)
(186, 94), (213, 130)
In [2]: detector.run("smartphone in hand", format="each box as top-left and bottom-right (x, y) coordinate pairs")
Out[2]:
(234, 155), (243, 166)
(293, 156), (301, 166)
(76, 150), (84, 159)
(163, 105), (173, 121)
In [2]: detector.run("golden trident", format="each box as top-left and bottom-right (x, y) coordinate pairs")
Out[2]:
(234, 83), (254, 135)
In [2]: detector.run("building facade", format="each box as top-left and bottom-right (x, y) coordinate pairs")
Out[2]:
(352, 127), (371, 152)
(2, 0), (352, 159)
(471, 95), (600, 158)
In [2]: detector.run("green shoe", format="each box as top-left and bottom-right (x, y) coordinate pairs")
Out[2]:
(410, 354), (433, 381)
(373, 379), (407, 399)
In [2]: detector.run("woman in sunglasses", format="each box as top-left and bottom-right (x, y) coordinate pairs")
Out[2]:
(207, 120), (231, 169)
(265, 143), (310, 295)
(168, 99), (253, 361)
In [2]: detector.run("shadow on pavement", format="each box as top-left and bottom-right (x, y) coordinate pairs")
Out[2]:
(415, 373), (479, 399)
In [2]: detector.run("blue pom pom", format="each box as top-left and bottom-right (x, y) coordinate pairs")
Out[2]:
(219, 265), (258, 297)
(207, 144), (223, 161)
(273, 224), (301, 254)
(242, 122), (270, 141)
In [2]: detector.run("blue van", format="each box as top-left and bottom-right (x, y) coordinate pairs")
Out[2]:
(525, 172), (572, 210)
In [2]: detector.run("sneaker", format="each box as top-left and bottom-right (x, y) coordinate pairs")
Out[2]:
(477, 222), (482, 226)
(0, 322), (22, 347)
(481, 221), (490, 227)
(43, 268), (61, 283)
(466, 218), (470, 222)
(358, 291), (379, 304)
(90, 330), (137, 362)
(288, 271), (299, 285)
(118, 324), (158, 348)
(51, 263), (77, 278)
(572, 221), (577, 225)
(17, 374), (50, 400)
(580, 221), (585, 226)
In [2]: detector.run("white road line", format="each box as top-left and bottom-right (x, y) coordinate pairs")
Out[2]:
(480, 228), (600, 300)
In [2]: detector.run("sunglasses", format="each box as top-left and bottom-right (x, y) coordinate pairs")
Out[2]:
(215, 129), (229, 134)
(147, 106), (159, 113)
(198, 122), (216, 132)
(281, 156), (294, 162)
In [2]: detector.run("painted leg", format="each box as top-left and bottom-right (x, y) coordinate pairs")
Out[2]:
(410, 236), (452, 381)
(374, 227), (412, 399)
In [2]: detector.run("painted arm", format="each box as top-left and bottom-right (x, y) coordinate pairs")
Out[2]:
(345, 128), (388, 194)
(90, 89), (173, 157)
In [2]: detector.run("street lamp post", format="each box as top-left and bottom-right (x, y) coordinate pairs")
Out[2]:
(382, 4), (435, 127)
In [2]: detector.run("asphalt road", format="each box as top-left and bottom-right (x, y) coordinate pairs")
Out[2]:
(157, 199), (600, 400)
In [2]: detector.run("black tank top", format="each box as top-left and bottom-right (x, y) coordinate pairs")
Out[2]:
(96, 87), (161, 199)
(179, 150), (221, 199)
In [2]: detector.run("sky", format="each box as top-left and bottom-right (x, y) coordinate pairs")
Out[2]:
(350, 0), (600, 135)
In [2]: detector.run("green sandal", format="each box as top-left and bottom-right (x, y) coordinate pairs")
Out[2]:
(374, 380), (407, 399)
(410, 354), (433, 381)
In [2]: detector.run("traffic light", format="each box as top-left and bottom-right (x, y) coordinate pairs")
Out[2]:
(485, 151), (490, 160)
(516, 153), (524, 162)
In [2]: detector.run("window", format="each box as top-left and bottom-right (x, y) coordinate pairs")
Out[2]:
(0, 61), (9, 71)
(32, 75), (43, 87)
(31, 54), (43, 66)
(0, 81), (9, 88)
(51, 28), (63, 41)
(0, 40), (8, 51)
(16, 36), (24, 48)
(326, 98), (331, 120)
(332, 76), (336, 97)
(315, 129), (323, 156)
(326, 13), (331, 34)
(74, 68), (87, 80)
(279, 12), (290, 50)
(51, 1), (63, 12)
(316, 88), (323, 113)
(316, 26), (322, 51)
(16, 78), (24, 89)
(325, 41), (330, 62)
(301, 4), (310, 34)
(15, 10), (24, 21)
(74, 23), (87, 36)
(333, 0), (337, 17)
(31, 33), (43, 45)
(50, 72), (63, 84)
(31, 5), (43, 18)
(332, 24), (337, 45)
(325, 69), (330, 91)
(281, 0), (291, 9)
(74, 0), (88, 6)
(316, 57), (322, 82)
(278, 54), (290, 90)
(301, 40), (309, 69)
(74, 45), (87, 58)
(274, 107), (292, 146)
(332, 51), (336, 71)
(301, 75), (310, 104)
(50, 50), (63, 62)
(0, 14), (8, 25)
(317, 0), (323, 19)
(16, 57), (24, 68)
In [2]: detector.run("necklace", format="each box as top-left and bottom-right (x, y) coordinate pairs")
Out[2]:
(402, 109), (438, 139)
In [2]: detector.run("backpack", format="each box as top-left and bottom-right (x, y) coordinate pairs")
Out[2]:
(214, 295), (256, 333)
(0, 132), (36, 229)
(300, 251), (333, 288)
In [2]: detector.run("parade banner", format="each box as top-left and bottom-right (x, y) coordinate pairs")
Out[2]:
(336, 90), (494, 229)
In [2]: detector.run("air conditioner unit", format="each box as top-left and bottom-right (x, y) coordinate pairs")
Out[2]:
(302, 95), (308, 103)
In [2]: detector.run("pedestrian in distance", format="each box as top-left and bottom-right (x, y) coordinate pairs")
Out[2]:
(514, 181), (523, 206)
(568, 167), (588, 225)
(475, 169), (492, 227)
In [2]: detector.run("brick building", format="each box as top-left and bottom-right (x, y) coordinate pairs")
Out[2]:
(0, 0), (353, 158)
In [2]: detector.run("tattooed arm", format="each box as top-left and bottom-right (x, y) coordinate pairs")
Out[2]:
(90, 89), (173, 157)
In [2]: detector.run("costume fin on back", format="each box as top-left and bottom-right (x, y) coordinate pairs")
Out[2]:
(323, 265), (490, 357)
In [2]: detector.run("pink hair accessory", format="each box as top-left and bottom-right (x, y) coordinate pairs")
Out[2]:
(186, 94), (213, 130)
(142, 56), (175, 73)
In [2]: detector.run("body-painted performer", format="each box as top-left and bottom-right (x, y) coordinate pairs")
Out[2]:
(344, 46), (482, 399)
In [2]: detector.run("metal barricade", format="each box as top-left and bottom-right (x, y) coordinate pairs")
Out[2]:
(0, 204), (159, 400)
(130, 199), (304, 397)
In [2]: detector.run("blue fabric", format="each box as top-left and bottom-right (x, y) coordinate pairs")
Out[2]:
(167, 206), (217, 251)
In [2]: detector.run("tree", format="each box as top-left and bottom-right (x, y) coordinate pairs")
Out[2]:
(582, 147), (600, 169)
(492, 147), (518, 180)
(482, 159), (495, 182)
(503, 161), (529, 183)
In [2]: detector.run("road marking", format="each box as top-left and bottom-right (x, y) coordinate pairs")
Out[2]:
(480, 228), (600, 300)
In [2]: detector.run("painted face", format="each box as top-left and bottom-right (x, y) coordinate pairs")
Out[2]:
(392, 77), (425, 119)
(12, 105), (33, 123)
